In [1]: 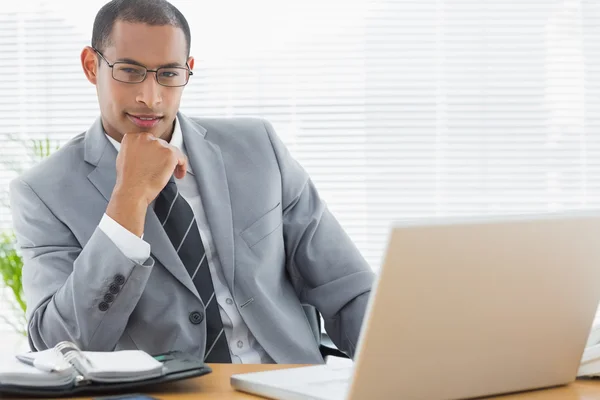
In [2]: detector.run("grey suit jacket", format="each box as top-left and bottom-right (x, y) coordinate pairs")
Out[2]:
(9, 113), (375, 364)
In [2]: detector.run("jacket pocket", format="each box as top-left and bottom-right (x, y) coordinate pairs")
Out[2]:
(240, 202), (282, 248)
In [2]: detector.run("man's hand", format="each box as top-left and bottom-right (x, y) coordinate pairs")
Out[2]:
(106, 132), (188, 237)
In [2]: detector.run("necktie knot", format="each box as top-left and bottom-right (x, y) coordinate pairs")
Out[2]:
(162, 175), (178, 194)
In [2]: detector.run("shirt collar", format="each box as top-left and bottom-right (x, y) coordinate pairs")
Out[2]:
(105, 116), (192, 174)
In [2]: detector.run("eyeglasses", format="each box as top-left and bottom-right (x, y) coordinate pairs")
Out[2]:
(93, 48), (193, 87)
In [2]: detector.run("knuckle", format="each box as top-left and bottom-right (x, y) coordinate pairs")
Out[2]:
(159, 145), (174, 160)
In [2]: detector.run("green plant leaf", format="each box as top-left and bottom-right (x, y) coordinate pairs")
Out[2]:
(0, 135), (57, 337)
(0, 232), (26, 315)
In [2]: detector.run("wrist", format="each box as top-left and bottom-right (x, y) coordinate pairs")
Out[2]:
(107, 186), (148, 237)
(112, 184), (149, 207)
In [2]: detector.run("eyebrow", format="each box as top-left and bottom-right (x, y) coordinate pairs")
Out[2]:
(115, 58), (186, 69)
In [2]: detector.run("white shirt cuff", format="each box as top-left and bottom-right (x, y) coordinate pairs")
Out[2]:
(99, 213), (151, 264)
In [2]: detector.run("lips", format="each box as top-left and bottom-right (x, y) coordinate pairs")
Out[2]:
(127, 113), (163, 129)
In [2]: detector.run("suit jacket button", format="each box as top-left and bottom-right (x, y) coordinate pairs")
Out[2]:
(113, 274), (126, 285)
(189, 311), (204, 325)
(109, 283), (120, 295)
(98, 302), (109, 312)
(103, 293), (115, 303)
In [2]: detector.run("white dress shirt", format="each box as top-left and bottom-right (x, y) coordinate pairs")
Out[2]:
(98, 117), (274, 363)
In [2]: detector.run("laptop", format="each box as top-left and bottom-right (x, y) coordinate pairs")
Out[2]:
(231, 212), (600, 400)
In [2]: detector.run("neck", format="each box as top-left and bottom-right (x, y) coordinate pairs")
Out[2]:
(161, 119), (176, 143)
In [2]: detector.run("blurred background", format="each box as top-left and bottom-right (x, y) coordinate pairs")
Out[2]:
(0, 0), (598, 352)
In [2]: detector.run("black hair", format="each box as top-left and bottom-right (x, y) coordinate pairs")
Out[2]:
(91, 0), (191, 57)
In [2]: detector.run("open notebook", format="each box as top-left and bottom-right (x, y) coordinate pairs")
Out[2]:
(0, 341), (211, 397)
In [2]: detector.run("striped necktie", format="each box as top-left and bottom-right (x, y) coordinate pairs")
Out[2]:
(154, 177), (232, 363)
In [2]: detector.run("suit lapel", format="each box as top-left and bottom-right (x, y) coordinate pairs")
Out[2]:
(178, 113), (236, 291)
(84, 118), (118, 203)
(84, 117), (200, 300)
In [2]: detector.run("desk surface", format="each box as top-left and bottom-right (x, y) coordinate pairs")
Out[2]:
(61, 364), (600, 399)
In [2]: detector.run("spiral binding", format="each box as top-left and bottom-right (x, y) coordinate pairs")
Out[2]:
(52, 341), (92, 386)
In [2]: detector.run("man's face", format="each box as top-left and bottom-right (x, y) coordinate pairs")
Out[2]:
(83, 21), (193, 141)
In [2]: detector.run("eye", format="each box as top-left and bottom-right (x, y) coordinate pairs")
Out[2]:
(118, 66), (144, 75)
(160, 70), (179, 78)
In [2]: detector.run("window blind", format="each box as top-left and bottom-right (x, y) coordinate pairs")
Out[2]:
(0, 0), (597, 350)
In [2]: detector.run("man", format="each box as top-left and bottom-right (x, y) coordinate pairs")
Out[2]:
(9, 0), (374, 364)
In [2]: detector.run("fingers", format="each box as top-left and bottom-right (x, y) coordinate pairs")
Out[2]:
(147, 135), (187, 178)
(121, 133), (187, 179)
(173, 148), (188, 179)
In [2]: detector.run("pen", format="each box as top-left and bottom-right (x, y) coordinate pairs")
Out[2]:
(15, 354), (59, 372)
(15, 354), (36, 367)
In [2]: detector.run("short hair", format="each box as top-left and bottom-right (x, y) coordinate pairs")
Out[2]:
(91, 0), (191, 57)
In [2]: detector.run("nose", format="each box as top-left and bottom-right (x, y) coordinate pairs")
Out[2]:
(135, 72), (163, 108)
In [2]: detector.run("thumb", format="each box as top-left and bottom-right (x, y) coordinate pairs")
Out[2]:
(174, 152), (188, 179)
(174, 163), (187, 179)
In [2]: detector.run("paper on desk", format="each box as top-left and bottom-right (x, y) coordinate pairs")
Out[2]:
(578, 344), (600, 377)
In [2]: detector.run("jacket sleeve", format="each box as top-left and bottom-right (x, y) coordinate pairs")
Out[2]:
(263, 120), (375, 358)
(10, 177), (154, 352)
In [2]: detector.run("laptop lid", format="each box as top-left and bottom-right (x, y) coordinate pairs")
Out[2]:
(349, 212), (600, 400)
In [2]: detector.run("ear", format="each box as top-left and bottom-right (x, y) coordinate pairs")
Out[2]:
(81, 46), (99, 85)
(187, 56), (195, 71)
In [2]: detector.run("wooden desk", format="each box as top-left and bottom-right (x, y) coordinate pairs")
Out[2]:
(19, 364), (600, 399)
(139, 364), (600, 400)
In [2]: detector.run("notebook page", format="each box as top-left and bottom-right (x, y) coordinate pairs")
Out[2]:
(0, 356), (74, 388)
(81, 350), (164, 382)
